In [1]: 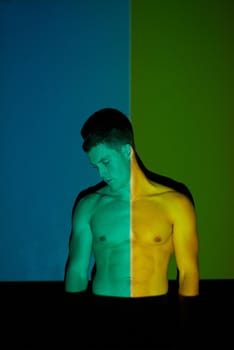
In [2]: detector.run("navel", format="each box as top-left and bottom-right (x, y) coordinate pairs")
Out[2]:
(99, 235), (106, 242)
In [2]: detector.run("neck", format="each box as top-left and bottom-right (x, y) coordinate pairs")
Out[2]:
(108, 183), (130, 200)
(131, 153), (150, 200)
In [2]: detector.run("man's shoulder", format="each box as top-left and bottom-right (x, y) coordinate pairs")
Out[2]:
(148, 180), (175, 197)
(158, 188), (196, 219)
(144, 169), (195, 205)
(72, 181), (107, 218)
(149, 180), (194, 206)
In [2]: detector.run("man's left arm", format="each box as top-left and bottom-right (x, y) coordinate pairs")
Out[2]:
(171, 193), (200, 334)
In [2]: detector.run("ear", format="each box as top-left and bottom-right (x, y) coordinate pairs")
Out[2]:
(121, 144), (132, 159)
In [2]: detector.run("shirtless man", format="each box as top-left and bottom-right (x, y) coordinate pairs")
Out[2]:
(64, 108), (199, 348)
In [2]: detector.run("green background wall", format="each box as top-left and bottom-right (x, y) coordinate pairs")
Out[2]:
(131, 0), (234, 279)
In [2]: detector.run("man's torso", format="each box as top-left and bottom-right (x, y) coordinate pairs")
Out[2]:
(84, 181), (177, 298)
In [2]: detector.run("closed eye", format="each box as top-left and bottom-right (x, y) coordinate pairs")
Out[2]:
(90, 159), (109, 168)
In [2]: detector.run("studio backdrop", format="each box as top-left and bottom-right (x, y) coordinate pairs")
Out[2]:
(0, 0), (233, 281)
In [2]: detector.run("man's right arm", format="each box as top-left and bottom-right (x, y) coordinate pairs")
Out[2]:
(64, 196), (93, 293)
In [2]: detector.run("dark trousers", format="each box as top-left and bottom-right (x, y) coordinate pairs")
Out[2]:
(89, 294), (177, 349)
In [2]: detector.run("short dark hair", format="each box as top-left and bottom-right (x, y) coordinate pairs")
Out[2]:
(79, 108), (196, 208)
(81, 108), (135, 152)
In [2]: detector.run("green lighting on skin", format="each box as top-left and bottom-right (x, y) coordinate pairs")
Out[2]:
(65, 142), (199, 298)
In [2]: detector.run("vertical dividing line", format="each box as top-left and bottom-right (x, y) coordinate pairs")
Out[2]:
(129, 0), (132, 118)
(130, 154), (133, 297)
(129, 0), (133, 298)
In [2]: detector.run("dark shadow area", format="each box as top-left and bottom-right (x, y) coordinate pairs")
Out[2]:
(0, 280), (233, 348)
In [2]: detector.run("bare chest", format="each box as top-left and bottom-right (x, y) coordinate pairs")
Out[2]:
(90, 196), (172, 245)
(131, 198), (172, 245)
(90, 198), (130, 244)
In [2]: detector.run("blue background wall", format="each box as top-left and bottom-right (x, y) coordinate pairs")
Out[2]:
(0, 0), (130, 281)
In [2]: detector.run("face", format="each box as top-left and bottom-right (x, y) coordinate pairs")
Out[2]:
(86, 142), (131, 193)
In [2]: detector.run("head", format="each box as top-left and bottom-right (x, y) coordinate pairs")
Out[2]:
(81, 108), (135, 192)
(81, 108), (135, 152)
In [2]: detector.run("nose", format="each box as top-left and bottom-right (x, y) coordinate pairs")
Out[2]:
(98, 166), (107, 179)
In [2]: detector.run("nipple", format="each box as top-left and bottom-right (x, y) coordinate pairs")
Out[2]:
(154, 236), (161, 243)
(99, 235), (106, 241)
